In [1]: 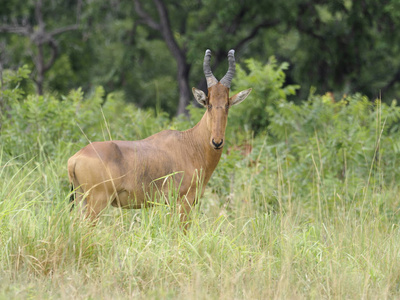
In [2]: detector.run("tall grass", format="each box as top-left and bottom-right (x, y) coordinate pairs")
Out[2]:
(1, 120), (400, 299)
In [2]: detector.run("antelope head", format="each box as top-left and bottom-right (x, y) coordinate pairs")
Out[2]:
(192, 49), (252, 150)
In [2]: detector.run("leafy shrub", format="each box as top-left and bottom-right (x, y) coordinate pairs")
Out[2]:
(267, 92), (400, 185)
(210, 58), (400, 213)
(0, 67), (169, 160)
(228, 56), (300, 135)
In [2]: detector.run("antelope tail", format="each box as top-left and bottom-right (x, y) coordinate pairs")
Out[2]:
(69, 185), (75, 211)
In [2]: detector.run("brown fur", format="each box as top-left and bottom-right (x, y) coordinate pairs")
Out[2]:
(68, 79), (251, 225)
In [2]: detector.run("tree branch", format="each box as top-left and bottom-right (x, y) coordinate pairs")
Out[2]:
(133, 0), (161, 31)
(234, 19), (280, 51)
(35, 0), (45, 31)
(49, 25), (80, 37)
(134, 0), (191, 115)
(153, 0), (185, 63)
(134, 0), (187, 70)
(0, 24), (31, 35)
(225, 7), (247, 35)
(43, 38), (58, 73)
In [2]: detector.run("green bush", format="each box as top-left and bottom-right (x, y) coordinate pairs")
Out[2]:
(267, 92), (400, 185)
(228, 56), (300, 134)
(210, 59), (400, 217)
(0, 67), (169, 161)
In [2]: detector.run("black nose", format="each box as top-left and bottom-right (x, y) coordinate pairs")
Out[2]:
(212, 139), (224, 149)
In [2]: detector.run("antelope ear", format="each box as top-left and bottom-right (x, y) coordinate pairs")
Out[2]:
(230, 88), (252, 106)
(192, 87), (207, 107)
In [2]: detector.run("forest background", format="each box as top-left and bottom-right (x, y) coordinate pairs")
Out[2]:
(1, 0), (400, 115)
(1, 0), (400, 299)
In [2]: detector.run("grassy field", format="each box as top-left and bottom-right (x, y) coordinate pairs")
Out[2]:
(1, 67), (400, 298)
(1, 130), (399, 299)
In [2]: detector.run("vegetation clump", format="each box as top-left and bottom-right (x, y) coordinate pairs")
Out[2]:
(1, 61), (400, 299)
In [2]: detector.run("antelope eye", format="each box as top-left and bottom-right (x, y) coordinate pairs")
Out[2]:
(208, 104), (212, 110)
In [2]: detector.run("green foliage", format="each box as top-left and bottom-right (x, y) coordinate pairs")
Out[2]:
(45, 54), (77, 92)
(0, 67), (169, 160)
(2, 1), (400, 297)
(0, 65), (32, 101)
(212, 92), (400, 220)
(2, 63), (400, 298)
(228, 56), (299, 133)
(2, 0), (400, 113)
(3, 0), (400, 114)
(267, 93), (400, 187)
(205, 58), (400, 221)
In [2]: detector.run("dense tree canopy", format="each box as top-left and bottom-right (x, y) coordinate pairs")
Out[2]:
(1, 0), (400, 116)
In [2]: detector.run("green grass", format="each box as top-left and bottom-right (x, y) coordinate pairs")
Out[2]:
(1, 139), (400, 300)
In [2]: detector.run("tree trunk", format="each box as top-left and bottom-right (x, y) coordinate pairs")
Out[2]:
(36, 44), (45, 95)
(134, 0), (192, 116)
(177, 62), (191, 116)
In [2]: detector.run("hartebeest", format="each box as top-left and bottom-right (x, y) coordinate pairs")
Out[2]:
(68, 49), (251, 224)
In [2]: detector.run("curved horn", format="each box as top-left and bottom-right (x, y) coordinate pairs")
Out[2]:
(203, 49), (218, 88)
(220, 49), (236, 88)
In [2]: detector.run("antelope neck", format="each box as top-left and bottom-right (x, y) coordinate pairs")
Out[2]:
(184, 112), (223, 174)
